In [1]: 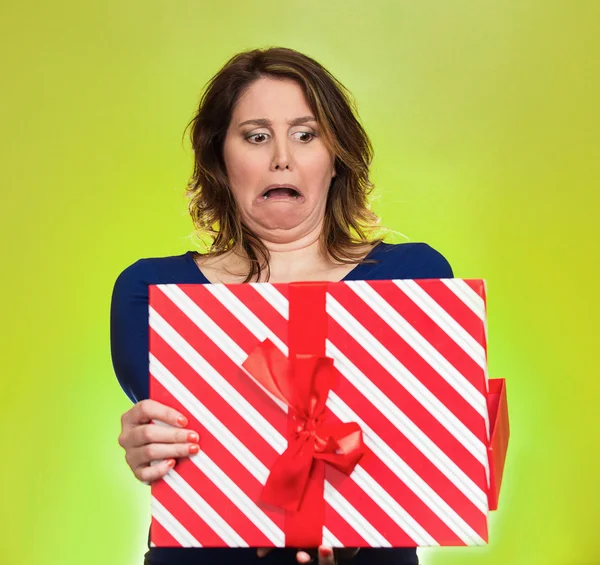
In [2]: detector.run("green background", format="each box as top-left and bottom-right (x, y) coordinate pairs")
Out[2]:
(1, 1), (598, 564)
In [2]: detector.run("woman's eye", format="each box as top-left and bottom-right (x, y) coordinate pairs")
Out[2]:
(247, 133), (269, 144)
(246, 131), (315, 144)
(293, 131), (314, 142)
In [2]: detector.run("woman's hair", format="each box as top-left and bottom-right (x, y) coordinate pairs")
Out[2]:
(186, 46), (383, 282)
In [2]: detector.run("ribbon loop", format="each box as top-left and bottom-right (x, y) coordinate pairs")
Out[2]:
(242, 339), (366, 512)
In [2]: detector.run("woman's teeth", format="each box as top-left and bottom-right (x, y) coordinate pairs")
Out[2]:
(262, 187), (300, 199)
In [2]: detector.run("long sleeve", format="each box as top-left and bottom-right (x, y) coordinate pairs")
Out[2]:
(110, 259), (152, 403)
(400, 243), (454, 279)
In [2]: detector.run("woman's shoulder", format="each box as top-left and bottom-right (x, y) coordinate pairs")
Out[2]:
(366, 241), (454, 279)
(113, 251), (202, 287)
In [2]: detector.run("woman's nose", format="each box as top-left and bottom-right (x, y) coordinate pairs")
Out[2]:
(271, 139), (292, 171)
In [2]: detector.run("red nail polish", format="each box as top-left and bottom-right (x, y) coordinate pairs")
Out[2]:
(177, 416), (188, 427)
(187, 432), (199, 443)
(166, 459), (176, 468)
(189, 444), (200, 455)
(319, 547), (333, 558)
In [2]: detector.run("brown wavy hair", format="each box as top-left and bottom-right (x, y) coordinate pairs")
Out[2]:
(185, 46), (383, 282)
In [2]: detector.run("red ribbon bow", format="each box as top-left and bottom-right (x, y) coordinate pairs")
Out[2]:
(242, 339), (366, 512)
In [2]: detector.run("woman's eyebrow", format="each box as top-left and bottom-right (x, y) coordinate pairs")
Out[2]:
(238, 116), (317, 127)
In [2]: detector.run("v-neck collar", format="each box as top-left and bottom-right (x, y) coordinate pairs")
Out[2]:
(183, 242), (387, 284)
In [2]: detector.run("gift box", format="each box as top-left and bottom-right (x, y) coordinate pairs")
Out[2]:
(148, 278), (509, 548)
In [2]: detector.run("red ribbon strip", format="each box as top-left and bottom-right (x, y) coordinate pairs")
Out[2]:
(242, 339), (366, 513)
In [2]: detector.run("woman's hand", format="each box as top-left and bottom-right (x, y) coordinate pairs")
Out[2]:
(118, 399), (200, 484)
(257, 546), (359, 564)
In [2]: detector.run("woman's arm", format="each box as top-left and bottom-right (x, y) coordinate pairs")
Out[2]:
(400, 243), (454, 280)
(110, 259), (152, 403)
(110, 260), (200, 483)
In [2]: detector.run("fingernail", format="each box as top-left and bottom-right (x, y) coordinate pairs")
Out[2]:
(188, 444), (200, 455)
(166, 459), (176, 468)
(187, 432), (199, 443)
(177, 415), (188, 427)
(319, 547), (333, 558)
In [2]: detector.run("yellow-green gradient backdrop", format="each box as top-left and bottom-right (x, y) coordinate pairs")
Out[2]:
(1, 1), (598, 564)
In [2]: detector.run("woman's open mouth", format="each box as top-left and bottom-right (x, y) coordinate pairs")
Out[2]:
(258, 185), (304, 202)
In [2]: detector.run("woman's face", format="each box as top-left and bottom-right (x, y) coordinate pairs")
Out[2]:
(223, 76), (336, 244)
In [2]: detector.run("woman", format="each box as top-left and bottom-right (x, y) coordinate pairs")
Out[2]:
(111, 47), (453, 565)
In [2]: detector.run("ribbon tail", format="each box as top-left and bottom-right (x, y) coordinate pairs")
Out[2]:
(260, 442), (314, 511)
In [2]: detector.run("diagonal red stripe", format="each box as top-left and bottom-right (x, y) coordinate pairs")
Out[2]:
(462, 280), (485, 297)
(325, 462), (424, 546)
(177, 457), (279, 546)
(153, 477), (227, 547)
(332, 394), (486, 541)
(328, 283), (485, 434)
(152, 286), (287, 430)
(329, 364), (487, 529)
(416, 280), (486, 344)
(150, 377), (285, 545)
(150, 514), (191, 547)
(220, 284), (290, 340)
(150, 334), (282, 499)
(326, 314), (484, 472)
(369, 280), (485, 385)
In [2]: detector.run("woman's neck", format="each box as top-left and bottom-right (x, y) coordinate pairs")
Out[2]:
(259, 223), (328, 282)
(195, 223), (373, 284)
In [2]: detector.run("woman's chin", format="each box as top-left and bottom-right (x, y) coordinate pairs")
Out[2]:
(246, 217), (315, 241)
(248, 209), (308, 232)
(256, 221), (302, 233)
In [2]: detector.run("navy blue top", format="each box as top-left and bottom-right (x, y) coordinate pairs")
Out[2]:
(110, 242), (453, 565)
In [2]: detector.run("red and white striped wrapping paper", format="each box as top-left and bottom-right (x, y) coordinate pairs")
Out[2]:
(148, 278), (507, 548)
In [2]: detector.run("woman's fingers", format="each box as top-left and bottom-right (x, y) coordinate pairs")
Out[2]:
(259, 546), (356, 563)
(296, 546), (359, 564)
(126, 442), (200, 470)
(257, 548), (328, 563)
(126, 423), (199, 448)
(118, 400), (200, 485)
(134, 458), (176, 484)
(122, 399), (189, 429)
(296, 547), (330, 564)
(317, 547), (336, 564)
(296, 550), (313, 563)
